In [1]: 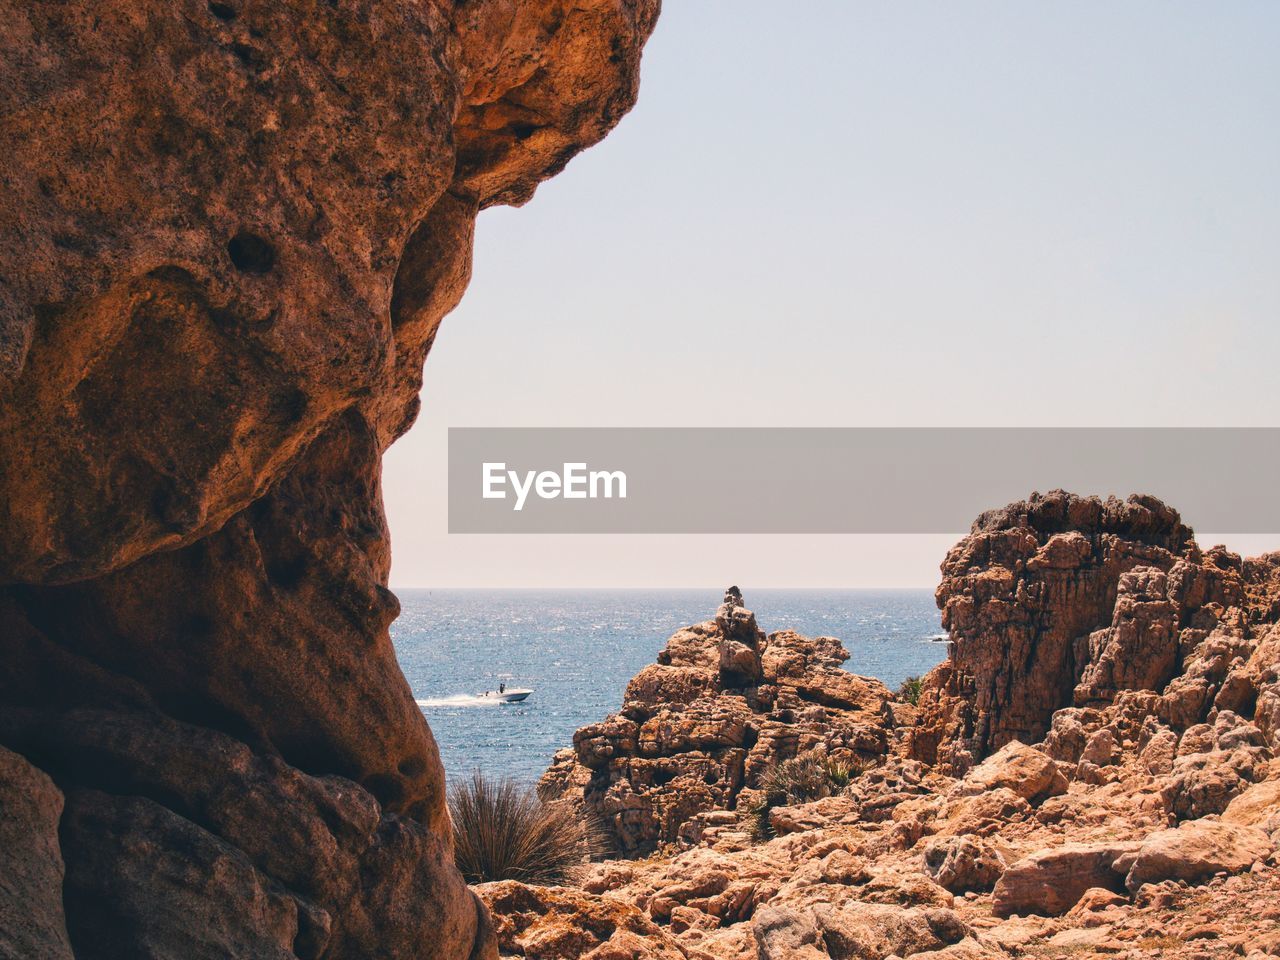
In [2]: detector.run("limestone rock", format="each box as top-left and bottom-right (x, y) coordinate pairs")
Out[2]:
(0, 1), (660, 955)
(475, 881), (686, 960)
(541, 604), (896, 855)
(921, 836), (1006, 893)
(1123, 820), (1274, 892)
(992, 842), (1140, 917)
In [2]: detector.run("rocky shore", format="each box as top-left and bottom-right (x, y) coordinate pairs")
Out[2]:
(481, 493), (1280, 960)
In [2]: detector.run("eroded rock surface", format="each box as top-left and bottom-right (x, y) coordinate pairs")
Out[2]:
(908, 492), (1275, 774)
(0, 2), (659, 957)
(540, 599), (899, 856)
(0, 746), (72, 960)
(495, 497), (1280, 960)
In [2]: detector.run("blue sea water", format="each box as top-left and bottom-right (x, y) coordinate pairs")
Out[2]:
(392, 589), (947, 785)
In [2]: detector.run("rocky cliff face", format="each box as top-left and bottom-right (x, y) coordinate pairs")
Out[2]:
(907, 492), (1266, 773)
(0, 3), (659, 958)
(500, 495), (1280, 960)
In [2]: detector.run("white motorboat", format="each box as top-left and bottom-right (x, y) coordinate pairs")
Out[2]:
(478, 687), (533, 703)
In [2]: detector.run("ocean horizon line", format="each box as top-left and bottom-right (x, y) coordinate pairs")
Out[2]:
(390, 584), (938, 592)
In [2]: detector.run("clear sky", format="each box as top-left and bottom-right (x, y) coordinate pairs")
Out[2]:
(384, 1), (1280, 588)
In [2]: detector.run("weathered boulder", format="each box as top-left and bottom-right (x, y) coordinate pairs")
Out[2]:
(1122, 820), (1273, 892)
(1221, 778), (1280, 831)
(752, 900), (968, 960)
(767, 796), (858, 836)
(1161, 746), (1268, 820)
(0, 1), (660, 955)
(1140, 726), (1179, 775)
(752, 905), (828, 960)
(811, 901), (968, 959)
(950, 741), (1067, 805)
(935, 789), (1033, 838)
(921, 836), (1006, 893)
(992, 842), (1140, 917)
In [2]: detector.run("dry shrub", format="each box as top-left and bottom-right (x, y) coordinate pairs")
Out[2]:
(450, 772), (601, 884)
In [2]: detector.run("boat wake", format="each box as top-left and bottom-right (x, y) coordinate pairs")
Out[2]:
(415, 694), (501, 709)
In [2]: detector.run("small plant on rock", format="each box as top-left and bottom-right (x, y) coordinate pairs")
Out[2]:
(450, 771), (601, 884)
(823, 758), (854, 790)
(745, 751), (858, 841)
(897, 674), (923, 705)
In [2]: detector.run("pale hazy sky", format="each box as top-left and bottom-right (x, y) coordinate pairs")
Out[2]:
(384, 1), (1280, 588)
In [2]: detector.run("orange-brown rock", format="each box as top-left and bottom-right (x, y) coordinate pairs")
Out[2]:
(910, 492), (1259, 774)
(540, 601), (898, 856)
(1121, 820), (1273, 893)
(948, 741), (1068, 805)
(0, 2), (659, 957)
(991, 842), (1139, 917)
(921, 835), (1006, 894)
(474, 881), (687, 960)
(501, 501), (1280, 960)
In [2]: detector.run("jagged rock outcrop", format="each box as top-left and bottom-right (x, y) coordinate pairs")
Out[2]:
(908, 491), (1277, 774)
(0, 3), (659, 957)
(540, 598), (898, 856)
(495, 499), (1280, 959)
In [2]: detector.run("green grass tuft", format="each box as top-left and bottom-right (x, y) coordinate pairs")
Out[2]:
(897, 675), (923, 705)
(745, 752), (863, 841)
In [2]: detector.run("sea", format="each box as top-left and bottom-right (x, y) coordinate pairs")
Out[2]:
(392, 589), (947, 786)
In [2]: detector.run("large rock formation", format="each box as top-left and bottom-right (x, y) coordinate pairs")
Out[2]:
(540, 597), (899, 856)
(908, 491), (1276, 774)
(0, 2), (659, 957)
(498, 498), (1280, 960)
